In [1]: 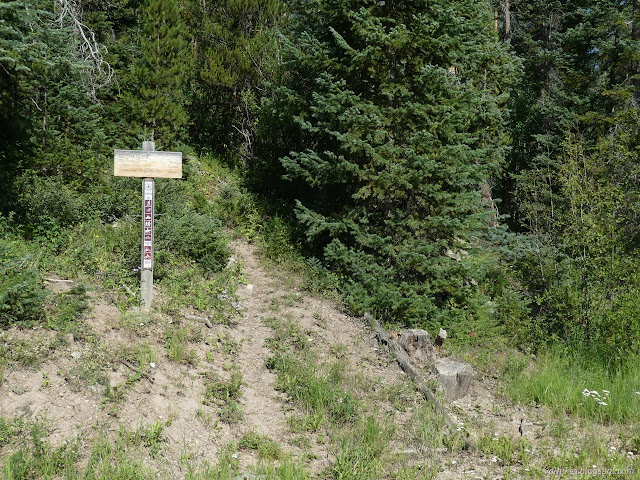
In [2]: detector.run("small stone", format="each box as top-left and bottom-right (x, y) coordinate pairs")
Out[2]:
(11, 386), (26, 395)
(246, 284), (254, 291)
(64, 333), (74, 344)
(70, 351), (82, 360)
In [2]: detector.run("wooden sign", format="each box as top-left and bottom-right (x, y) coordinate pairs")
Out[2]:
(113, 141), (183, 311)
(114, 149), (182, 178)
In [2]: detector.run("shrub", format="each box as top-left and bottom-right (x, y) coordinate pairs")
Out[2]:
(49, 219), (140, 287)
(15, 172), (87, 239)
(156, 212), (230, 272)
(0, 240), (46, 327)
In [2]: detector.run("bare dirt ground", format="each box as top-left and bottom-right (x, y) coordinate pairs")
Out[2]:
(0, 239), (634, 479)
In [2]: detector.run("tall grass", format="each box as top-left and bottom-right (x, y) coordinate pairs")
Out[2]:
(504, 348), (640, 424)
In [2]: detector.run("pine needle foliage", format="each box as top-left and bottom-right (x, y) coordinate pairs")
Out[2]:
(125, 0), (193, 148)
(260, 0), (515, 327)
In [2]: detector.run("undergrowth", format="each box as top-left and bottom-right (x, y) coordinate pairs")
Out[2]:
(503, 347), (640, 425)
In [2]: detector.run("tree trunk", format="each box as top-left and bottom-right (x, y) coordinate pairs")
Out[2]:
(632, 0), (639, 102)
(481, 182), (499, 227)
(504, 0), (511, 37)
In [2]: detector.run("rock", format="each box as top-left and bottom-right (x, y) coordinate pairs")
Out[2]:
(433, 358), (473, 401)
(70, 351), (82, 360)
(64, 333), (75, 344)
(11, 386), (27, 395)
(397, 329), (436, 368)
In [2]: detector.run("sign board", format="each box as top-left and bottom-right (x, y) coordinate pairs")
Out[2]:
(114, 141), (183, 311)
(114, 150), (182, 178)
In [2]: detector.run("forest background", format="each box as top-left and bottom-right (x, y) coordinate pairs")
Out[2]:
(2, 0), (640, 418)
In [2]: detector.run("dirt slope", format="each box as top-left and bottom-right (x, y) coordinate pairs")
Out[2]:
(1, 239), (633, 479)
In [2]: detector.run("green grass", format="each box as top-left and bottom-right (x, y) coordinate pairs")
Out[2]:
(266, 351), (358, 431)
(238, 430), (282, 460)
(118, 421), (167, 458)
(201, 370), (245, 424)
(0, 333), (54, 369)
(214, 332), (243, 356)
(477, 433), (531, 466)
(164, 324), (201, 364)
(263, 315), (446, 480)
(503, 348), (640, 425)
(329, 416), (394, 480)
(264, 316), (358, 431)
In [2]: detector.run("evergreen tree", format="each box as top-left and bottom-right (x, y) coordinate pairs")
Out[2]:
(0, 0), (107, 206)
(185, 0), (284, 158)
(260, 0), (515, 327)
(497, 0), (640, 354)
(125, 0), (193, 148)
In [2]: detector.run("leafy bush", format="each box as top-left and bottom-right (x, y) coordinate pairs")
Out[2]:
(156, 212), (230, 272)
(15, 172), (87, 240)
(0, 240), (46, 327)
(48, 219), (140, 287)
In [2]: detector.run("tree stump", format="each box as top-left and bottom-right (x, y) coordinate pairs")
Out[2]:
(397, 329), (437, 368)
(433, 359), (474, 401)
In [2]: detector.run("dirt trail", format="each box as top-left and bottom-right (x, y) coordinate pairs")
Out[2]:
(229, 240), (291, 442)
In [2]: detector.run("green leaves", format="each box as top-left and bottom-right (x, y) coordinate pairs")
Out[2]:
(0, 239), (46, 327)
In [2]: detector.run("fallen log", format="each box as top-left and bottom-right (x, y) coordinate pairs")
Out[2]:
(367, 313), (471, 449)
(44, 278), (74, 283)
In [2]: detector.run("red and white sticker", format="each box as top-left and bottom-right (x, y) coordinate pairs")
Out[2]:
(143, 180), (153, 269)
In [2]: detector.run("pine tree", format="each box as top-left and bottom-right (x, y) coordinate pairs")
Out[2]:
(260, 0), (516, 327)
(497, 0), (640, 353)
(126, 0), (193, 148)
(0, 0), (107, 201)
(185, 0), (284, 158)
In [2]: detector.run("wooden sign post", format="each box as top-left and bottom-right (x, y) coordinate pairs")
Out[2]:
(114, 141), (182, 310)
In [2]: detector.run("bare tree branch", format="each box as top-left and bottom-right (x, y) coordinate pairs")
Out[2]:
(53, 0), (114, 99)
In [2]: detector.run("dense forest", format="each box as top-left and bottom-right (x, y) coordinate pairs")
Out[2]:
(2, 0), (640, 368)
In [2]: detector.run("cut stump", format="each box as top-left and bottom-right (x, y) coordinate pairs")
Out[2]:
(397, 329), (436, 368)
(434, 358), (473, 401)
